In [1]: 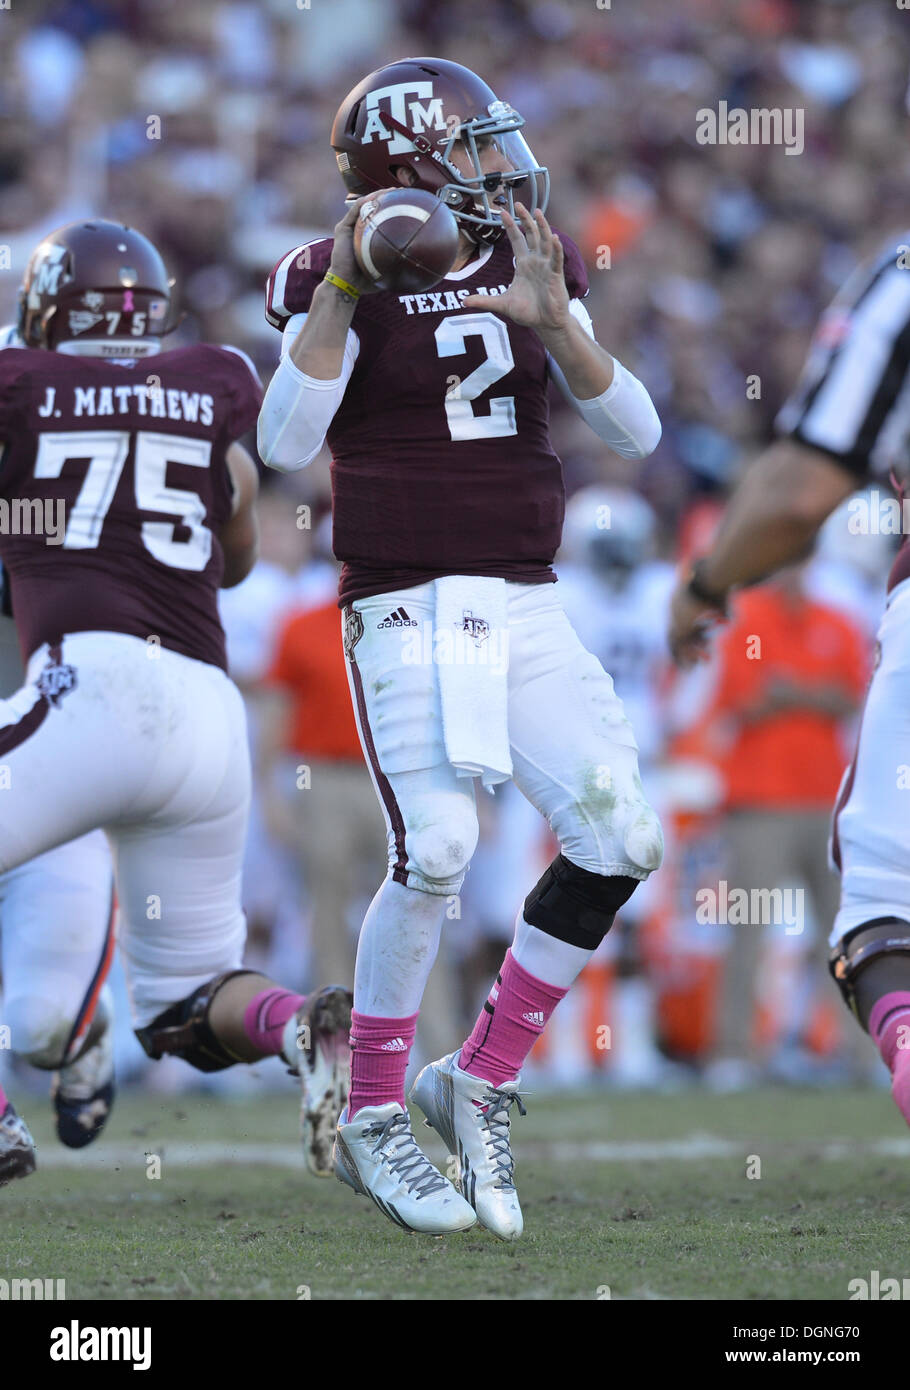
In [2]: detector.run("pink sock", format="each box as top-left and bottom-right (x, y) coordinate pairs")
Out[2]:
(459, 949), (567, 1087)
(348, 1010), (418, 1118)
(0, 1082), (8, 1112)
(869, 992), (910, 1125)
(869, 992), (910, 1070)
(242, 988), (306, 1056)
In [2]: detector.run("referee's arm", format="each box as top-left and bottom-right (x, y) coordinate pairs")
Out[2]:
(669, 243), (910, 666)
(697, 438), (854, 590)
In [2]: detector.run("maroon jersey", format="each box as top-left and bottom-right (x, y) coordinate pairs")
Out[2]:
(266, 231), (589, 605)
(0, 344), (261, 670)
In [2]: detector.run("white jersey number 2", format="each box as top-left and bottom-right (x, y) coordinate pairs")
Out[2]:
(34, 429), (212, 570)
(435, 312), (517, 441)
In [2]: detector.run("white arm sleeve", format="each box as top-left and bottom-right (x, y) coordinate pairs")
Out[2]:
(548, 299), (662, 459)
(257, 312), (360, 473)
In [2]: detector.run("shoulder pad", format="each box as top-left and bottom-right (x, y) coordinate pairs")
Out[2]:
(266, 238), (334, 329)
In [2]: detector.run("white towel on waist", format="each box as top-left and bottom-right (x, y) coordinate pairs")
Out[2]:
(435, 575), (511, 790)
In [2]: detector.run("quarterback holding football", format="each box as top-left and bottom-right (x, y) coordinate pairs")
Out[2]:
(260, 57), (663, 1237)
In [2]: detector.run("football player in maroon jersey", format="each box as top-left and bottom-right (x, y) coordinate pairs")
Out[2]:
(260, 59), (664, 1236)
(0, 220), (351, 1185)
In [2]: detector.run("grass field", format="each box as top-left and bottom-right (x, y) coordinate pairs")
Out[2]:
(3, 1082), (909, 1301)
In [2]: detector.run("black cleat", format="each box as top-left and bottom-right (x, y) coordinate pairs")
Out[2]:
(52, 986), (115, 1149)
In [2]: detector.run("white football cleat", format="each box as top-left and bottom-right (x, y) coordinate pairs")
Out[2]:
(410, 1051), (525, 1241)
(52, 984), (115, 1150)
(334, 1101), (477, 1234)
(0, 1101), (37, 1186)
(282, 985), (352, 1178)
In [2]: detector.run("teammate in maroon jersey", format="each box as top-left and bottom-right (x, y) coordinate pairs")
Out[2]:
(0, 220), (350, 1185)
(260, 58), (663, 1236)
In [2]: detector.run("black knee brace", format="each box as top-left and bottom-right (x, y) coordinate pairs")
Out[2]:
(523, 854), (639, 950)
(134, 970), (257, 1072)
(829, 918), (910, 1019)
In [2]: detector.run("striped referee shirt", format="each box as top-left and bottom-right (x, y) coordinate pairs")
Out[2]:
(776, 231), (910, 480)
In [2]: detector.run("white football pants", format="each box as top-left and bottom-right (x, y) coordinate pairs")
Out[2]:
(832, 576), (910, 945)
(343, 579), (664, 897)
(0, 631), (249, 1028)
(0, 830), (114, 1067)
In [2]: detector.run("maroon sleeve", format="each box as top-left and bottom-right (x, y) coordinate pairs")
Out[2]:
(555, 231), (589, 301)
(0, 349), (29, 440)
(265, 238), (335, 330)
(208, 345), (263, 439)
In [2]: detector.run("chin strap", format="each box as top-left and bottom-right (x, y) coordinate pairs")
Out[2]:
(376, 111), (439, 158)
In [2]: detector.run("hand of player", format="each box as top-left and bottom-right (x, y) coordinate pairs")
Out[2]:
(462, 203), (571, 331)
(668, 579), (725, 668)
(762, 675), (855, 718)
(740, 677), (806, 722)
(327, 195), (381, 297)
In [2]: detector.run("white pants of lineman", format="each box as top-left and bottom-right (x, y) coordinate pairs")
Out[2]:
(343, 580), (664, 896)
(832, 576), (910, 946)
(1, 830), (114, 1067)
(0, 631), (249, 1028)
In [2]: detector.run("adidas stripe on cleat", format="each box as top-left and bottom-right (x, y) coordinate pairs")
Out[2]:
(410, 1051), (525, 1241)
(333, 1102), (476, 1234)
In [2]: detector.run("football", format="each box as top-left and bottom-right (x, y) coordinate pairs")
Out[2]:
(353, 187), (460, 294)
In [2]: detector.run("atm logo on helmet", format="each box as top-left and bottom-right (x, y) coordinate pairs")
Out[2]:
(27, 244), (68, 308)
(362, 82), (446, 153)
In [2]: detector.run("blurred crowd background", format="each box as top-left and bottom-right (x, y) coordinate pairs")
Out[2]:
(2, 0), (910, 1096)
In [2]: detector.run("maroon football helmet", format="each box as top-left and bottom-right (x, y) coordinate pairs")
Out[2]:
(331, 57), (549, 246)
(17, 220), (174, 355)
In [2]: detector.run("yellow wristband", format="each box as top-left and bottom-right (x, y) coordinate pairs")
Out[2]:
(324, 271), (361, 300)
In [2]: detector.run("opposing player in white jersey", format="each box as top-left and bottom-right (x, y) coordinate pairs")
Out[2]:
(558, 487), (674, 769)
(669, 227), (910, 1127)
(260, 58), (663, 1237)
(557, 487), (675, 1083)
(807, 490), (895, 645)
(0, 219), (351, 1185)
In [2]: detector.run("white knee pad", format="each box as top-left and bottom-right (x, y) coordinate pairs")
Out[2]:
(563, 780), (664, 879)
(622, 801), (664, 876)
(403, 804), (480, 896)
(4, 993), (73, 1069)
